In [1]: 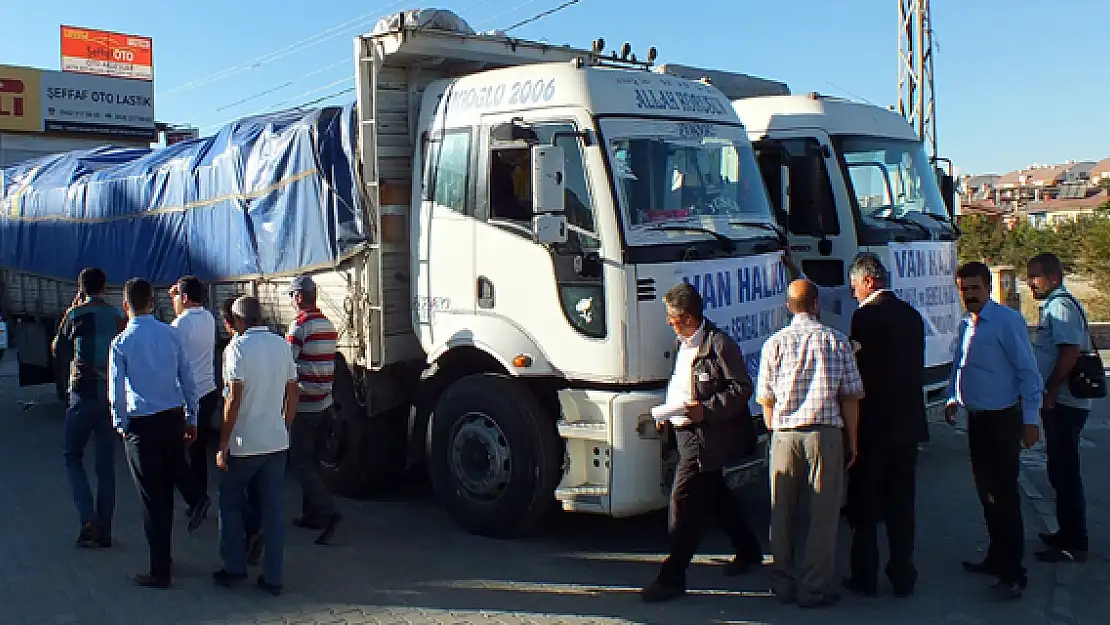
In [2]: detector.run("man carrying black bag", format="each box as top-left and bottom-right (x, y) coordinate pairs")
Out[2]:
(1027, 252), (1101, 564)
(641, 282), (764, 603)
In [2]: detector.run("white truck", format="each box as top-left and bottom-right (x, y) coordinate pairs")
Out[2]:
(653, 64), (962, 414)
(0, 10), (789, 538)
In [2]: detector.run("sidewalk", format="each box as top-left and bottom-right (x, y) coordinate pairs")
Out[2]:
(0, 347), (1059, 625)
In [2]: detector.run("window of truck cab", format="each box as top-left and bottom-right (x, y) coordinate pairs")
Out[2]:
(422, 130), (471, 213)
(832, 134), (948, 223)
(485, 121), (600, 251)
(598, 118), (776, 246)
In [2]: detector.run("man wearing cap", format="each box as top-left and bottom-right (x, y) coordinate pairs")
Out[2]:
(286, 275), (342, 544)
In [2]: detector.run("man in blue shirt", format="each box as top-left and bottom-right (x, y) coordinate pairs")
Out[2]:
(944, 261), (1042, 600)
(109, 278), (199, 589)
(1027, 252), (1091, 563)
(52, 267), (125, 549)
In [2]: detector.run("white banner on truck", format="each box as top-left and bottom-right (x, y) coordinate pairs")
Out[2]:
(888, 241), (962, 368)
(674, 250), (790, 413)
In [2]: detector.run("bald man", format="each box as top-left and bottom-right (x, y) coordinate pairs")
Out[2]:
(756, 279), (865, 608)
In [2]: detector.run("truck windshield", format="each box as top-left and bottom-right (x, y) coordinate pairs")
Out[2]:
(599, 118), (776, 247)
(833, 135), (948, 222)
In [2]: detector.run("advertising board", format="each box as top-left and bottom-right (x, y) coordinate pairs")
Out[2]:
(61, 26), (153, 82)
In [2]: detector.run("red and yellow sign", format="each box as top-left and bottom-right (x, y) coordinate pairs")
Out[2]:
(61, 26), (153, 81)
(0, 65), (43, 133)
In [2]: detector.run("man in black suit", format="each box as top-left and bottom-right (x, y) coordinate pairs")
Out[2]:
(843, 252), (927, 598)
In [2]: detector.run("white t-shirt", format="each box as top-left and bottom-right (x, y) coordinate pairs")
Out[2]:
(171, 306), (217, 397)
(223, 326), (298, 457)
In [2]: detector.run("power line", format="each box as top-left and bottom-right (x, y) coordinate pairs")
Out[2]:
(158, 0), (404, 99)
(473, 0), (546, 29)
(215, 58), (350, 112)
(503, 0), (583, 33)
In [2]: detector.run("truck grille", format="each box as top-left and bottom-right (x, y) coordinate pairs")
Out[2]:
(636, 278), (657, 302)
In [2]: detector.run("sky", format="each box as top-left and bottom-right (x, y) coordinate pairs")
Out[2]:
(2, 0), (1106, 176)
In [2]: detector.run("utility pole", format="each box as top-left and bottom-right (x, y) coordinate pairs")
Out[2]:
(898, 0), (936, 161)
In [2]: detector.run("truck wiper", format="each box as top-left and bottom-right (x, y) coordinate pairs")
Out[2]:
(872, 213), (931, 237)
(922, 211), (962, 235)
(729, 221), (788, 245)
(647, 225), (734, 252)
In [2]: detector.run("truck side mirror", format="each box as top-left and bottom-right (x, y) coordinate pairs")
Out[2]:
(780, 164), (791, 216)
(531, 144), (568, 245)
(938, 171), (956, 217)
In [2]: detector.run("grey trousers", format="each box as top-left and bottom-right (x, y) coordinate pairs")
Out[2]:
(769, 426), (846, 603)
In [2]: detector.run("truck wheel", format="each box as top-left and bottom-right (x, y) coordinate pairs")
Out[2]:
(428, 373), (562, 538)
(318, 356), (404, 495)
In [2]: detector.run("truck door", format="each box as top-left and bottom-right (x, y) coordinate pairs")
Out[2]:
(414, 128), (477, 347)
(755, 133), (857, 334)
(472, 114), (617, 377)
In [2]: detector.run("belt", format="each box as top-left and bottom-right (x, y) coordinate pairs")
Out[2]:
(966, 404), (1019, 418)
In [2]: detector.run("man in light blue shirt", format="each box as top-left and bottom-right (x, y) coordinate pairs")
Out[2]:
(109, 278), (199, 589)
(1027, 252), (1091, 563)
(944, 261), (1042, 601)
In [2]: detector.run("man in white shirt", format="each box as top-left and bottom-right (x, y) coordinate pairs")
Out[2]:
(169, 276), (217, 526)
(212, 296), (298, 596)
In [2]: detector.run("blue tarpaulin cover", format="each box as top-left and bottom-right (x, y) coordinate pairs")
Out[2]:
(0, 104), (368, 284)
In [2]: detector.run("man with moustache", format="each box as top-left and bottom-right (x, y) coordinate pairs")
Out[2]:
(1027, 252), (1092, 563)
(842, 253), (927, 598)
(945, 261), (1042, 600)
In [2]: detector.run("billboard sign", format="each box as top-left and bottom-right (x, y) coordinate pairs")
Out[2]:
(42, 70), (155, 139)
(61, 26), (153, 82)
(0, 66), (44, 132)
(165, 128), (199, 145)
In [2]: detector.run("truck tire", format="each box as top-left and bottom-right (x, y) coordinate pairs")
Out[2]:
(428, 373), (562, 538)
(318, 356), (404, 495)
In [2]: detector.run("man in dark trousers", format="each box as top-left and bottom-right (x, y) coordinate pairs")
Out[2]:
(945, 261), (1042, 600)
(109, 278), (200, 589)
(641, 282), (763, 603)
(53, 267), (125, 548)
(843, 253), (927, 598)
(1027, 252), (1092, 563)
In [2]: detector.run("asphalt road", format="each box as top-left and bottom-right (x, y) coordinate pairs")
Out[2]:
(0, 350), (1101, 625)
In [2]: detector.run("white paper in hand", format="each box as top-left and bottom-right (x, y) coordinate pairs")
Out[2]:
(651, 403), (693, 428)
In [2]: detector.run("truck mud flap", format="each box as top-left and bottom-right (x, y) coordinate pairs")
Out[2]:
(12, 318), (64, 394)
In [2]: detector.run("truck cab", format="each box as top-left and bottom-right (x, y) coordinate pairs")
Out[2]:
(652, 63), (961, 411)
(731, 93), (960, 409)
(355, 13), (787, 536)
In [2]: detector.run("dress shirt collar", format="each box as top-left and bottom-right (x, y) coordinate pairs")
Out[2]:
(789, 312), (820, 326)
(245, 326), (269, 334)
(127, 313), (157, 326)
(679, 320), (706, 349)
(974, 298), (1000, 322)
(860, 288), (892, 308)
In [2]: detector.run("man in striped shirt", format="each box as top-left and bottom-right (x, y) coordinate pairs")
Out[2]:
(286, 275), (342, 544)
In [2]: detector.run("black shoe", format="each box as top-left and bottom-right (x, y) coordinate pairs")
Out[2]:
(246, 531), (265, 566)
(722, 555), (760, 577)
(212, 569), (248, 587)
(92, 530), (113, 549)
(1035, 545), (1088, 563)
(962, 559), (1000, 576)
(886, 568), (917, 598)
(798, 592), (842, 608)
(315, 511), (342, 545)
(842, 576), (877, 596)
(993, 578), (1026, 600)
(133, 573), (171, 589)
(1039, 531), (1064, 547)
(75, 521), (100, 548)
(187, 496), (211, 533)
(257, 574), (283, 596)
(292, 515), (324, 530)
(641, 580), (685, 603)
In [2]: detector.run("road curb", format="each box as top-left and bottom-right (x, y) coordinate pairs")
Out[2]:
(1018, 460), (1075, 625)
